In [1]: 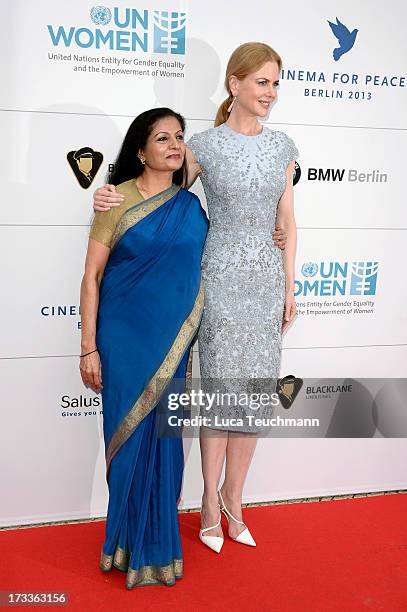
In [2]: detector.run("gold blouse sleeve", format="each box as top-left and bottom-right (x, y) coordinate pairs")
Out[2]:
(89, 208), (120, 248)
(89, 180), (143, 248)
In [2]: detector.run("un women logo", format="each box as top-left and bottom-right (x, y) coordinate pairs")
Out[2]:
(350, 262), (379, 296)
(90, 6), (112, 26)
(153, 11), (187, 54)
(302, 262), (318, 277)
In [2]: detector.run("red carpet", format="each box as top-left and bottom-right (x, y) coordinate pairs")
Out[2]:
(1, 494), (407, 611)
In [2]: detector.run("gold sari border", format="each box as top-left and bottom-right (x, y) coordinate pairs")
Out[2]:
(126, 559), (182, 589)
(100, 547), (182, 588)
(105, 279), (204, 476)
(185, 345), (193, 398)
(111, 184), (180, 249)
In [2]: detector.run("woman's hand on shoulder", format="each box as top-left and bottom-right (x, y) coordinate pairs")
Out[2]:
(185, 146), (202, 188)
(93, 184), (124, 212)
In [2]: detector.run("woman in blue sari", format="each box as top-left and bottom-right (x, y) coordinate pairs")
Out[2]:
(79, 108), (208, 588)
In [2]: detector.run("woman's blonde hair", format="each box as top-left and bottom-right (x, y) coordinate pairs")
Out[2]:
(215, 42), (282, 127)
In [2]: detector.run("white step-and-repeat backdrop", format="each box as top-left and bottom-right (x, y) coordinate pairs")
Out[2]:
(1, 1), (406, 526)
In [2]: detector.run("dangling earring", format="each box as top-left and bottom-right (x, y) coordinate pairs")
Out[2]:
(227, 96), (237, 113)
(139, 156), (146, 165)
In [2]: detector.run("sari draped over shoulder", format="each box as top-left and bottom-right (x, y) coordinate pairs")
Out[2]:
(95, 183), (208, 588)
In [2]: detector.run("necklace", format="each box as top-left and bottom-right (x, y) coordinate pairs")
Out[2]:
(135, 178), (172, 200)
(135, 178), (151, 199)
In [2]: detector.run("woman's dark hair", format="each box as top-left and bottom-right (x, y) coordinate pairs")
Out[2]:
(107, 107), (187, 186)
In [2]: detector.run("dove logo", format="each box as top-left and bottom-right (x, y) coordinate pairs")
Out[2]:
(328, 18), (358, 61)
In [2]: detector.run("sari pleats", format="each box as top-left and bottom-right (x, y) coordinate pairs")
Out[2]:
(97, 186), (208, 588)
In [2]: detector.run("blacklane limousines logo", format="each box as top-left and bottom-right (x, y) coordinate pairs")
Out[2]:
(276, 375), (303, 409)
(295, 261), (379, 297)
(47, 6), (187, 55)
(67, 147), (103, 189)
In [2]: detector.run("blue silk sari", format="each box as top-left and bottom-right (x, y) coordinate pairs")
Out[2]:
(97, 184), (208, 588)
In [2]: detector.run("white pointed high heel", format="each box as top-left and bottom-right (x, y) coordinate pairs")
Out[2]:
(218, 490), (256, 547)
(199, 509), (224, 553)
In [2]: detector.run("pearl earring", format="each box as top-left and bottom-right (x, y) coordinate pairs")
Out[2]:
(227, 96), (237, 113)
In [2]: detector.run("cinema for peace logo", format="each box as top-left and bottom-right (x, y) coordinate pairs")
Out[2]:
(280, 17), (406, 104)
(327, 18), (358, 61)
(47, 6), (187, 55)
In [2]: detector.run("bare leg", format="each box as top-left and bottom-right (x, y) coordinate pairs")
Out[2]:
(219, 432), (257, 538)
(199, 426), (228, 537)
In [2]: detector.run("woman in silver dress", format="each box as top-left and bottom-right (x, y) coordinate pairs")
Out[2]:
(93, 42), (298, 554)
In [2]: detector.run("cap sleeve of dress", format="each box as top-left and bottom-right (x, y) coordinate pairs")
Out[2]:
(187, 132), (206, 166)
(283, 133), (299, 166)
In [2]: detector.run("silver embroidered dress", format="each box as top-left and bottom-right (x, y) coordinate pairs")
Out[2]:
(187, 123), (299, 432)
